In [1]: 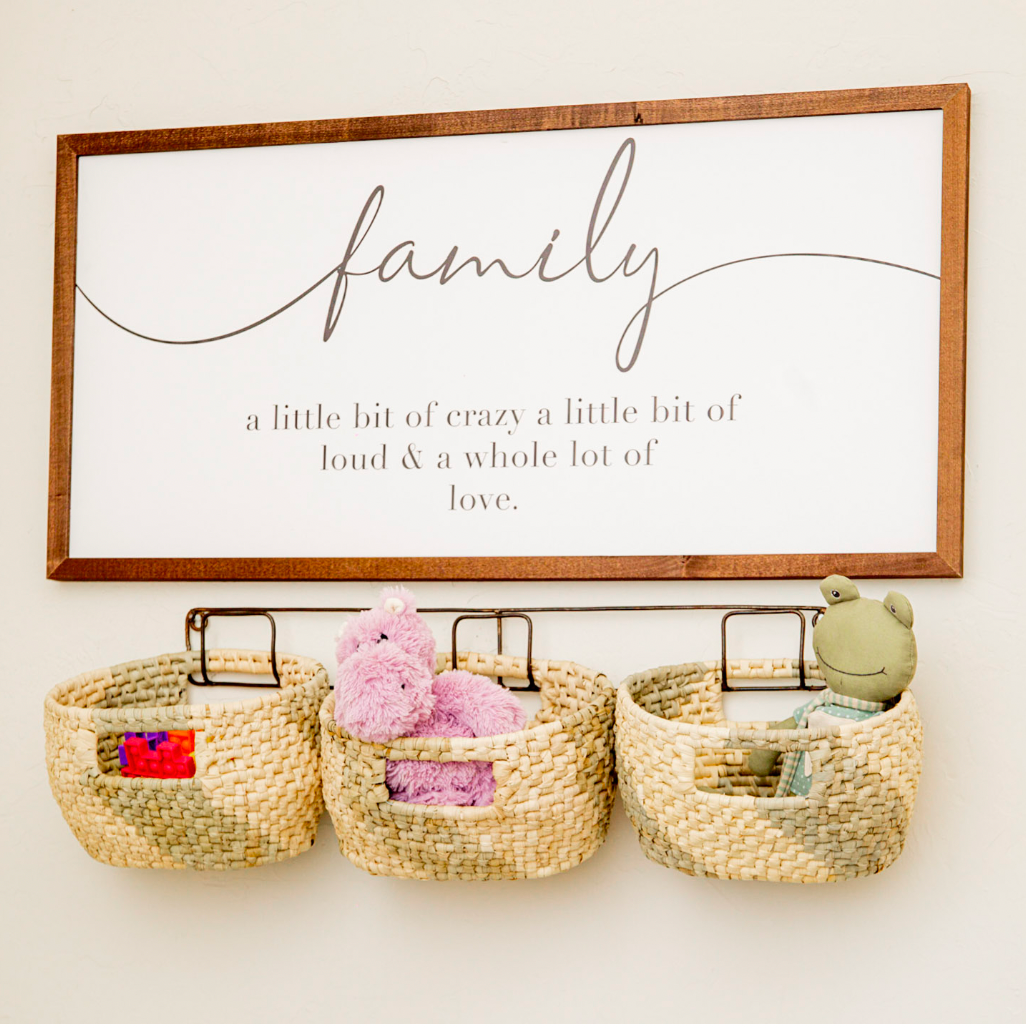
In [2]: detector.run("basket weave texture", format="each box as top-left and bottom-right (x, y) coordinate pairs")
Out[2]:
(617, 658), (923, 883)
(321, 651), (616, 880)
(44, 650), (330, 870)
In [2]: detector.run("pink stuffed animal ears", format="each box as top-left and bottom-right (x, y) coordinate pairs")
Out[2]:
(379, 586), (418, 616)
(332, 586), (418, 644)
(333, 585), (436, 674)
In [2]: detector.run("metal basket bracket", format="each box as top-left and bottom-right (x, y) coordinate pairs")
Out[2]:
(182, 602), (828, 694)
(185, 609), (280, 687)
(720, 608), (823, 692)
(450, 611), (537, 691)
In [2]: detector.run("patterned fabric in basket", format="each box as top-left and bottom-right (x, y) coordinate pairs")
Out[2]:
(321, 651), (616, 880)
(616, 658), (923, 883)
(44, 650), (330, 870)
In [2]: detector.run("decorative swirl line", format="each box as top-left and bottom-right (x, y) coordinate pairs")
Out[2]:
(75, 251), (938, 348)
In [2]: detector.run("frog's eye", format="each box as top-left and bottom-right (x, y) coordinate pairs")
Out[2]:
(890, 604), (897, 614)
(831, 589), (840, 599)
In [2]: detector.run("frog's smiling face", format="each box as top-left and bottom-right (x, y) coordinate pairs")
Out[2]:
(812, 575), (917, 703)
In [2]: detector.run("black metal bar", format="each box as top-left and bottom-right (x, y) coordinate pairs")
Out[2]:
(188, 604), (826, 619)
(184, 603), (826, 692)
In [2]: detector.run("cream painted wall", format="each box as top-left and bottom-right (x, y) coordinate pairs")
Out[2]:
(2, 1), (1025, 1023)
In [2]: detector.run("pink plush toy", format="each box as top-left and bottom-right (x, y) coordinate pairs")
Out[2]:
(333, 588), (527, 806)
(334, 641), (435, 744)
(334, 586), (437, 671)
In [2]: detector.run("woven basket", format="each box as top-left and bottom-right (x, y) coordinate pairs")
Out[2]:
(617, 659), (923, 883)
(321, 650), (616, 880)
(44, 649), (330, 870)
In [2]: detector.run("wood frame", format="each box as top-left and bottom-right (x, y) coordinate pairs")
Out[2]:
(48, 83), (970, 581)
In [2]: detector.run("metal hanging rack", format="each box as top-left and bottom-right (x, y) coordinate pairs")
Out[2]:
(185, 603), (826, 693)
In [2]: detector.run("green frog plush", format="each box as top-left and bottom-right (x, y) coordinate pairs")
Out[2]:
(749, 575), (917, 796)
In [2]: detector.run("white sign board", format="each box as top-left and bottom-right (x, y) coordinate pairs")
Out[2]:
(48, 87), (969, 579)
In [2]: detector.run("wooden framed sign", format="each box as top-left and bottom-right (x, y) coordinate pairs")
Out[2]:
(48, 84), (969, 581)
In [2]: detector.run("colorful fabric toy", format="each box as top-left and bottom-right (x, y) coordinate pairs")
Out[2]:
(333, 588), (527, 806)
(334, 586), (437, 671)
(118, 730), (196, 778)
(748, 574), (917, 796)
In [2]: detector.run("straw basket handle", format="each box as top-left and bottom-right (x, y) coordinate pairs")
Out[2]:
(369, 734), (515, 820)
(673, 726), (835, 799)
(61, 715), (198, 781)
(68, 652), (244, 777)
(85, 707), (199, 780)
(685, 724), (825, 753)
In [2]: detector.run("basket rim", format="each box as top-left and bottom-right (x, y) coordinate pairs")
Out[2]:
(322, 650), (614, 754)
(44, 648), (329, 723)
(617, 657), (917, 743)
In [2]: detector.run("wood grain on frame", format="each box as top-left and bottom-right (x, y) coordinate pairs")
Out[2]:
(48, 137), (77, 580)
(47, 83), (970, 581)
